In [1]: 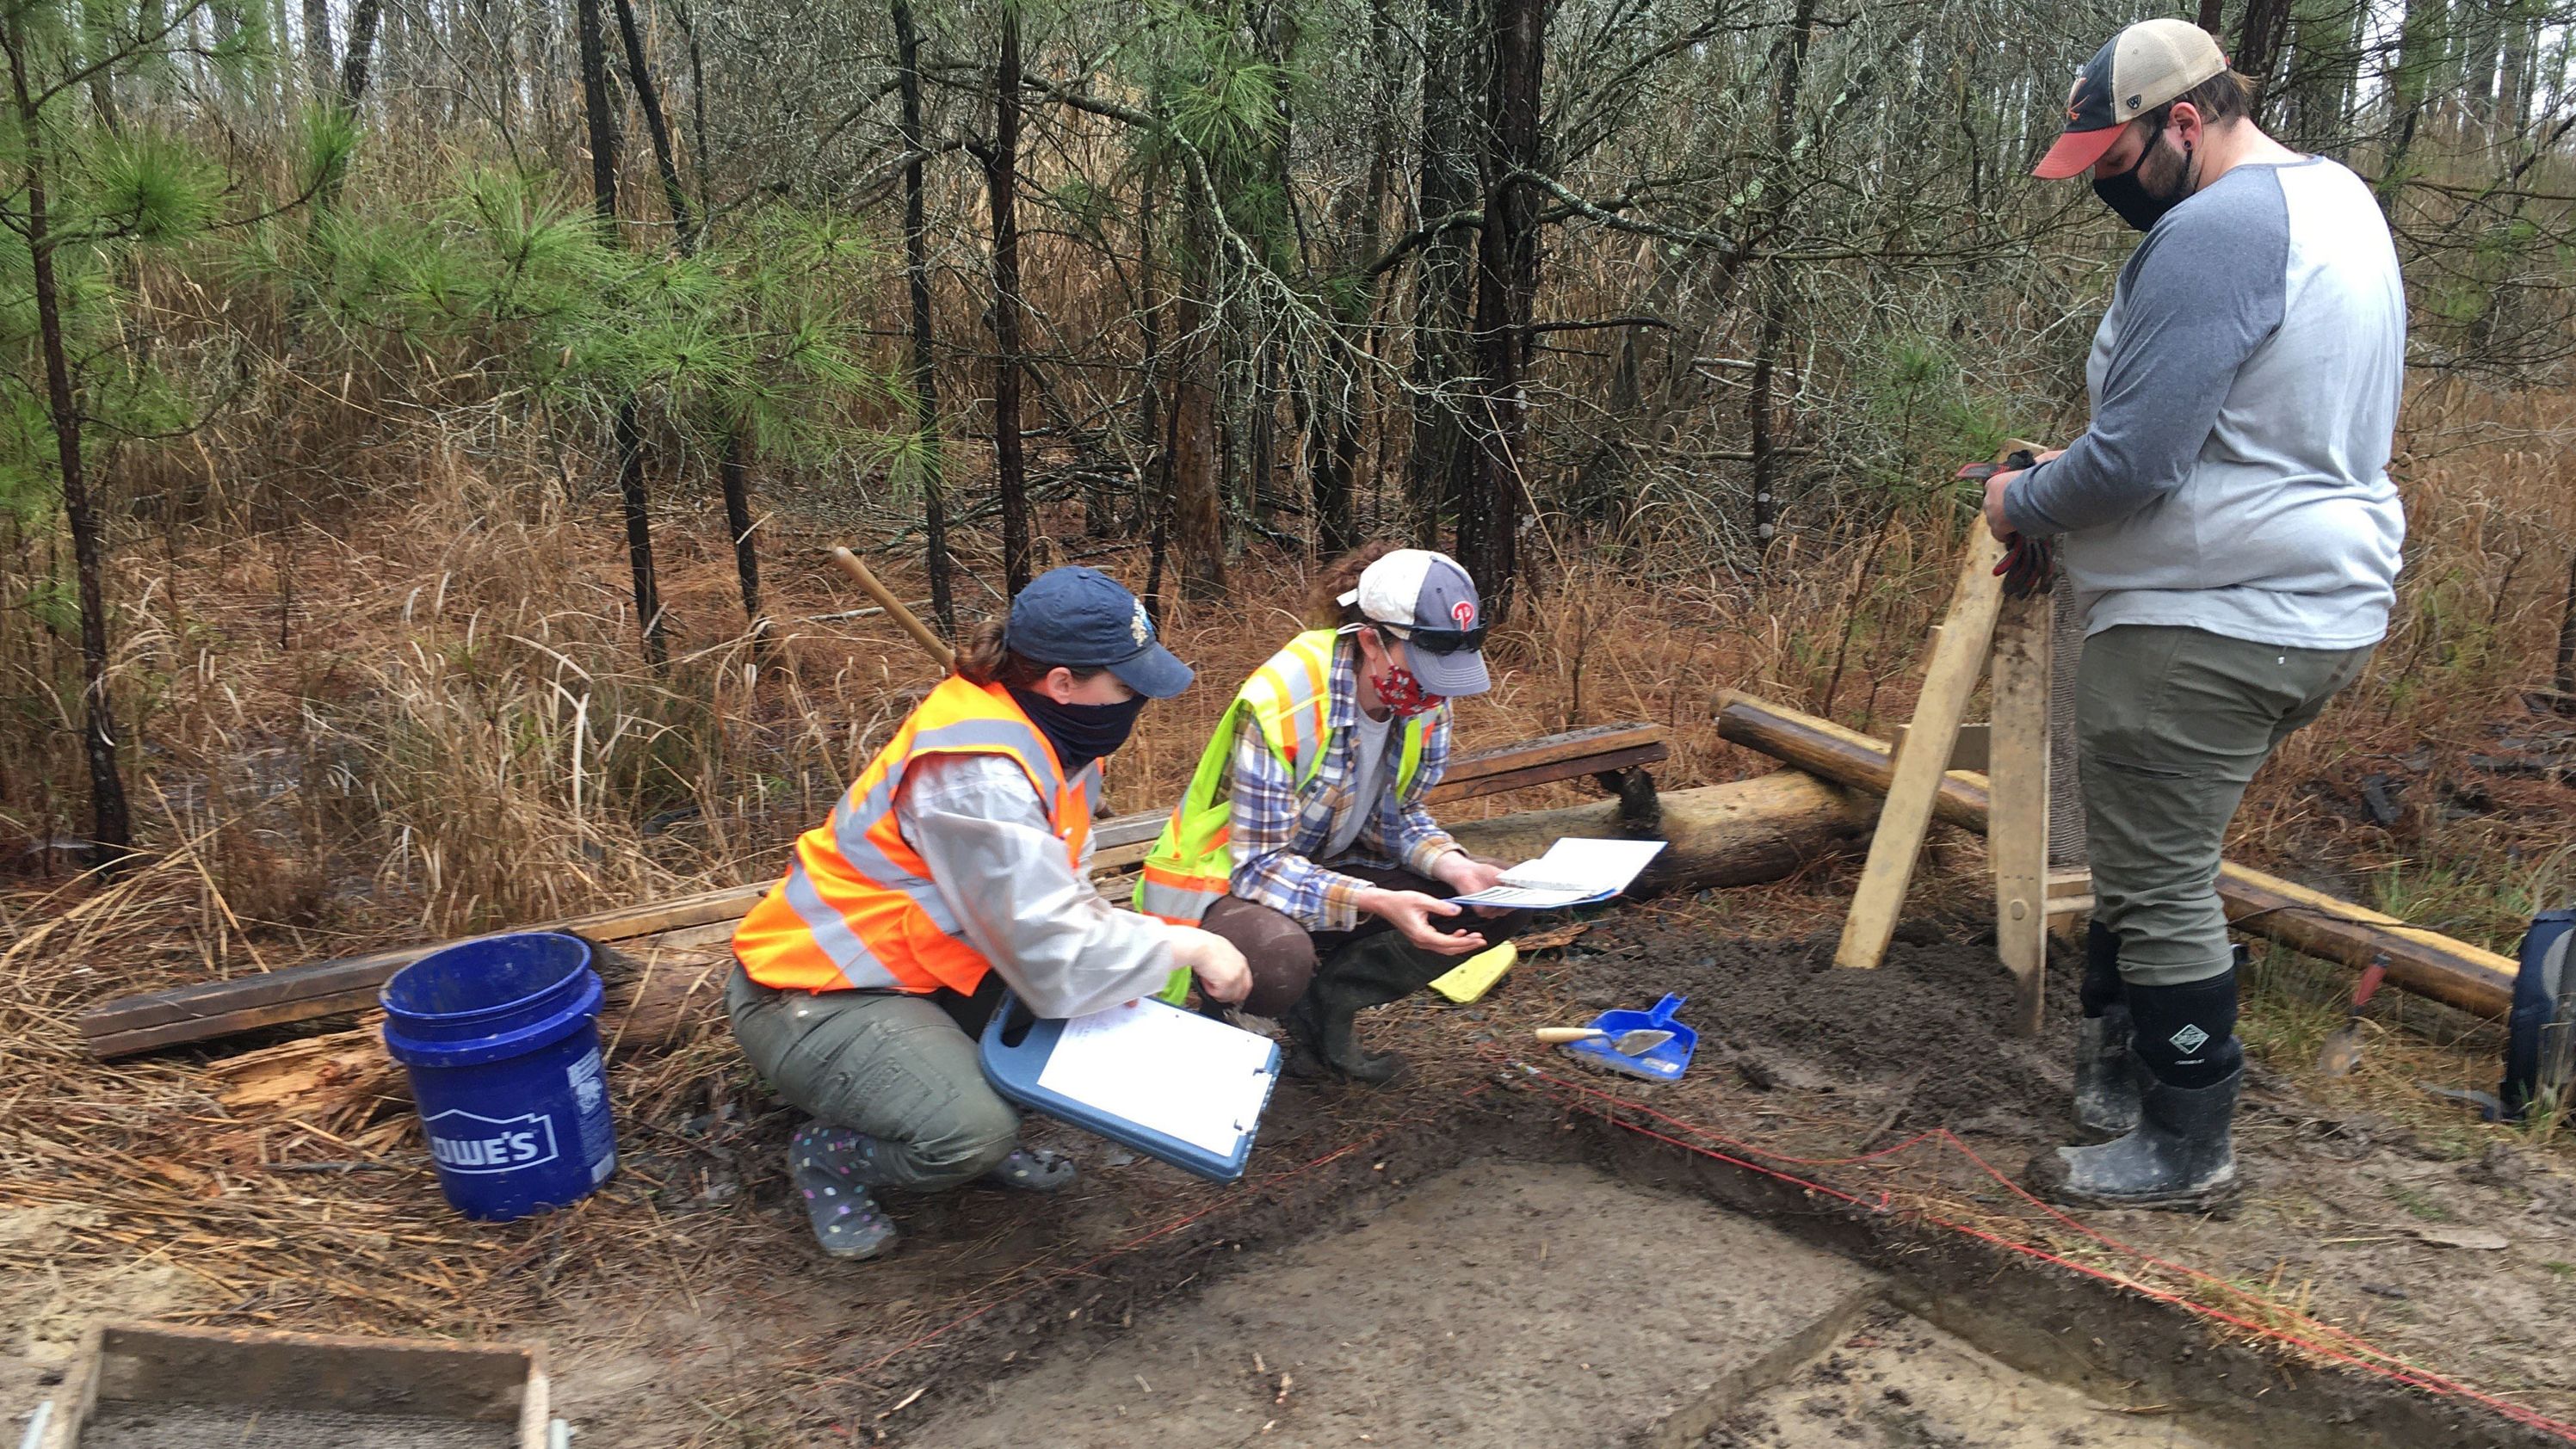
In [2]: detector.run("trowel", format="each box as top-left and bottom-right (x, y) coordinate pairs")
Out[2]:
(1534, 1025), (1677, 1055)
(1550, 994), (1700, 1082)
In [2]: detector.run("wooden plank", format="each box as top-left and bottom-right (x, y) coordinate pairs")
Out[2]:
(1989, 590), (2053, 1036)
(1426, 741), (1667, 803)
(1441, 723), (1666, 782)
(1834, 530), (2009, 970)
(83, 986), (390, 1060)
(1714, 691), (2520, 1018)
(39, 1323), (105, 1449)
(80, 883), (770, 1045)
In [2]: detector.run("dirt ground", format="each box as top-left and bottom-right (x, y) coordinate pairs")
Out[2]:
(9, 892), (2576, 1447)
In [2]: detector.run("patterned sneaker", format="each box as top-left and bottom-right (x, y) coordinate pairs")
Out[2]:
(975, 1143), (1078, 1192)
(789, 1123), (897, 1261)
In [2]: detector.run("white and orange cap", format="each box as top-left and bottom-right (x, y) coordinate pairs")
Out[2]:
(2035, 19), (2230, 180)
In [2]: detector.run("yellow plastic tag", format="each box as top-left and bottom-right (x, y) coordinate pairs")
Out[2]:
(1428, 940), (1519, 1004)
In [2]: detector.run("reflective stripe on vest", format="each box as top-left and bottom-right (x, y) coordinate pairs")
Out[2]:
(1133, 631), (1427, 927)
(733, 678), (1095, 994)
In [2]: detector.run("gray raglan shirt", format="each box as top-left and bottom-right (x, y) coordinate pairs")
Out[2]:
(2004, 157), (2407, 650)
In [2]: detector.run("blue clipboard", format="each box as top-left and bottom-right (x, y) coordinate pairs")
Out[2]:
(978, 990), (1282, 1184)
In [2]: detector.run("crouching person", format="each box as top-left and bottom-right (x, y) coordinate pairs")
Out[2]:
(728, 567), (1250, 1259)
(1137, 545), (1522, 1083)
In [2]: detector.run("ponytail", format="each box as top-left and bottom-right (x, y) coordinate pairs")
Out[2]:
(1308, 540), (1403, 630)
(951, 617), (1103, 691)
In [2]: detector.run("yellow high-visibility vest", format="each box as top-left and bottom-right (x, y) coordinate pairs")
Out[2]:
(1133, 631), (1426, 926)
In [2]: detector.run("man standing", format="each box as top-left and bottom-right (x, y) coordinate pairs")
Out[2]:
(1988, 18), (2406, 1209)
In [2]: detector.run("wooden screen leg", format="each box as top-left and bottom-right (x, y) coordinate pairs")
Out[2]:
(1991, 588), (2053, 1036)
(1834, 529), (2009, 970)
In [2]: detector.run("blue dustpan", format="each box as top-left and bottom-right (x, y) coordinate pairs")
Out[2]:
(1560, 993), (1697, 1082)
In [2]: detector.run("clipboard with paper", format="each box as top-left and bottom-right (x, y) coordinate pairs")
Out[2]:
(1448, 837), (1668, 909)
(978, 990), (1282, 1183)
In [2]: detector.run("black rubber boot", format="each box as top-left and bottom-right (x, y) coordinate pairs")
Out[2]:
(974, 1144), (1078, 1192)
(788, 1122), (899, 1261)
(1282, 931), (1458, 1085)
(2073, 922), (2140, 1138)
(2026, 1066), (2242, 1210)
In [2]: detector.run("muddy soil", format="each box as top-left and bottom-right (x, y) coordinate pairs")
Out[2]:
(915, 1157), (1878, 1447)
(1705, 1306), (2226, 1449)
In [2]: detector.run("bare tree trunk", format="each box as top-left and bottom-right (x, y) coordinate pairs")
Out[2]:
(1131, 160), (1164, 541)
(302, 0), (332, 94)
(577, 0), (666, 664)
(2195, 0), (2224, 37)
(720, 429), (761, 629)
(2377, 0), (2447, 209)
(6, 15), (131, 864)
(610, 0), (695, 245)
(672, 0), (711, 220)
(1746, 0), (1815, 559)
(1461, 0), (1544, 620)
(2234, 0), (2295, 118)
(893, 0), (953, 635)
(983, 5), (1032, 596)
(574, 0), (619, 225)
(1406, 0), (1480, 549)
(1172, 176), (1226, 600)
(312, 0), (384, 215)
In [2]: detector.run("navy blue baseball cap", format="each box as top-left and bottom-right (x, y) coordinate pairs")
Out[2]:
(1005, 566), (1194, 699)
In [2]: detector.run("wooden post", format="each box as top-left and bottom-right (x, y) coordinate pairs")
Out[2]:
(1989, 588), (2052, 1034)
(1833, 529), (2006, 969)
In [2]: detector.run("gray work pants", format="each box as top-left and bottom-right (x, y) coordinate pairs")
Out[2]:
(2077, 625), (2373, 988)
(725, 965), (1018, 1191)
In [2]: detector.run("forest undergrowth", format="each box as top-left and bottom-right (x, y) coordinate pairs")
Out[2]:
(1, 371), (2567, 1078)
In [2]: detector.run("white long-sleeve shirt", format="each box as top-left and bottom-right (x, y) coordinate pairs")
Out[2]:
(893, 752), (1177, 1018)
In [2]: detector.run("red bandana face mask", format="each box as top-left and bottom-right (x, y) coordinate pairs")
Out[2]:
(1370, 665), (1443, 718)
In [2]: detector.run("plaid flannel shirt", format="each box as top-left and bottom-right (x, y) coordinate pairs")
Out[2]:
(1224, 635), (1459, 931)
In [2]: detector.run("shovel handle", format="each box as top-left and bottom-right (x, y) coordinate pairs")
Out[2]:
(830, 546), (954, 671)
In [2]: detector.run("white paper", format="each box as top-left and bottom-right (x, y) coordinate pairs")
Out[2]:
(1035, 998), (1278, 1156)
(1449, 837), (1668, 909)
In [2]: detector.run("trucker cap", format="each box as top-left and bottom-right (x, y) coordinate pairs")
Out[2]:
(1337, 549), (1492, 697)
(2035, 18), (2231, 180)
(1005, 566), (1194, 699)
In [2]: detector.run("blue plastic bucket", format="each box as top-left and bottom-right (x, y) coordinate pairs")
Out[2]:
(380, 931), (618, 1222)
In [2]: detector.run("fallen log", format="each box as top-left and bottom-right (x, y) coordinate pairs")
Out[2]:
(79, 883), (769, 1059)
(1714, 690), (2519, 1019)
(96, 771), (1875, 1063)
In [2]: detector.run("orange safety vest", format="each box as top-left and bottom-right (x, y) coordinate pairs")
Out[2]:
(733, 677), (1098, 994)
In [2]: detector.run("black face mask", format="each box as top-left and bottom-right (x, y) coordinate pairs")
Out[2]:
(2092, 120), (2194, 232)
(1009, 688), (1147, 777)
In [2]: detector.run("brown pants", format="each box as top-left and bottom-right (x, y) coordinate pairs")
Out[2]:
(1201, 863), (1519, 1017)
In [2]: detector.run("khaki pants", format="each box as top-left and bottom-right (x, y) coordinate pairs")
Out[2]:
(725, 965), (1017, 1192)
(2078, 625), (2373, 988)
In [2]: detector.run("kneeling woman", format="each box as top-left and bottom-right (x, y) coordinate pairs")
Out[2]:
(730, 567), (1249, 1260)
(1138, 546), (1520, 1082)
